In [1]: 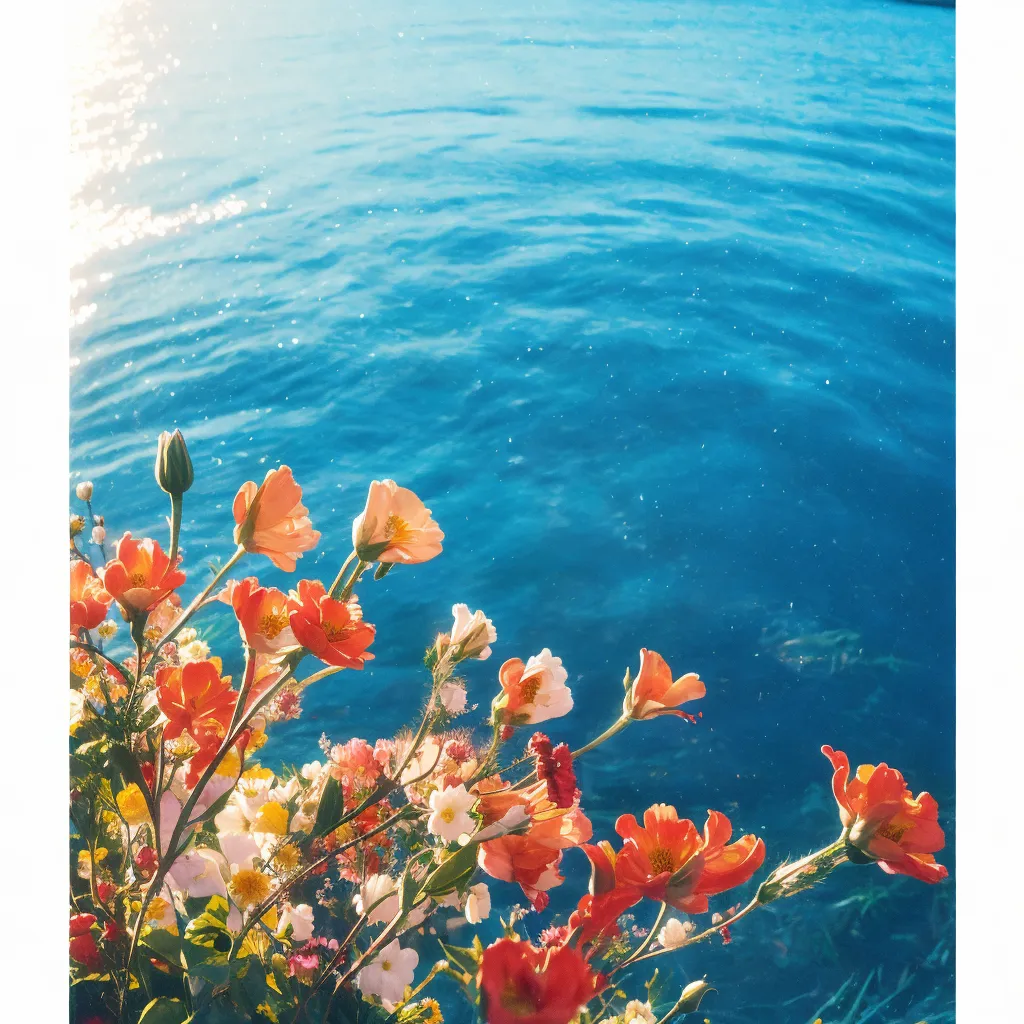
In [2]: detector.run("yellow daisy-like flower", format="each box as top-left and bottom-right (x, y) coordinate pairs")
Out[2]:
(215, 748), (242, 778)
(253, 801), (289, 836)
(241, 765), (275, 782)
(230, 868), (272, 909)
(116, 783), (151, 826)
(420, 999), (443, 1024)
(273, 844), (302, 874)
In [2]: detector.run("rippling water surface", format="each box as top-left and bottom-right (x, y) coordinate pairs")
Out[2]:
(70, 0), (955, 1019)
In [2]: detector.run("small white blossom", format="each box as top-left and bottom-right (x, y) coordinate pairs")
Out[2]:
(357, 939), (418, 1003)
(278, 902), (314, 942)
(427, 783), (477, 843)
(464, 882), (491, 924)
(658, 917), (695, 950)
(450, 603), (496, 660)
(353, 874), (400, 925)
(439, 681), (468, 715)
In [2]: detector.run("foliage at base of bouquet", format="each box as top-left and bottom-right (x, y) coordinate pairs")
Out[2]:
(69, 431), (948, 1024)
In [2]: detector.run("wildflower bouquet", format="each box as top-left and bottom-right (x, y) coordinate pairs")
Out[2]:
(69, 431), (949, 1024)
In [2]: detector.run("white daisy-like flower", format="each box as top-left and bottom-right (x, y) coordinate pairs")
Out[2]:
(427, 783), (477, 843)
(357, 938), (418, 1003)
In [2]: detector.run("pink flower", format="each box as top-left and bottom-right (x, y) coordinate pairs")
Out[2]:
(233, 466), (320, 571)
(352, 479), (444, 564)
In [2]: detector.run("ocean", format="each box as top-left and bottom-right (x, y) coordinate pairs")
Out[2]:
(70, 1), (955, 1020)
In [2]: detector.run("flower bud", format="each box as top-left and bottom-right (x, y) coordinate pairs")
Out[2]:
(76, 481), (94, 501)
(677, 978), (715, 1014)
(91, 525), (106, 544)
(154, 429), (194, 496)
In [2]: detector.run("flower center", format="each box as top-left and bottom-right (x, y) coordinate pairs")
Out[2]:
(322, 620), (356, 643)
(501, 982), (538, 1015)
(517, 677), (542, 704)
(259, 610), (290, 640)
(230, 868), (271, 908)
(440, 806), (456, 824)
(875, 821), (910, 844)
(648, 846), (675, 874)
(130, 571), (149, 587)
(381, 959), (393, 972)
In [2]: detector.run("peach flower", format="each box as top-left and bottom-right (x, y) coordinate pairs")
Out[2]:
(625, 648), (705, 721)
(287, 579), (375, 668)
(99, 533), (186, 618)
(822, 745), (947, 883)
(492, 650), (572, 726)
(70, 560), (111, 634)
(233, 466), (320, 571)
(352, 479), (444, 564)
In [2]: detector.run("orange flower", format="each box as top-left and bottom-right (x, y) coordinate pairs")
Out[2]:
(352, 479), (444, 564)
(613, 804), (765, 913)
(99, 533), (186, 618)
(568, 841), (643, 947)
(625, 648), (705, 721)
(477, 780), (592, 910)
(70, 560), (111, 634)
(156, 659), (238, 743)
(287, 579), (375, 668)
(822, 745), (947, 883)
(229, 576), (298, 655)
(232, 466), (320, 571)
(493, 650), (573, 726)
(478, 937), (598, 1024)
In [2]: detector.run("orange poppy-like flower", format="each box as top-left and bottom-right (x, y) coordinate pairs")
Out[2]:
(613, 804), (765, 913)
(229, 576), (298, 655)
(352, 479), (444, 564)
(478, 937), (599, 1024)
(232, 466), (321, 571)
(568, 840), (643, 948)
(822, 745), (947, 883)
(477, 780), (592, 910)
(99, 533), (186, 618)
(156, 659), (238, 743)
(287, 579), (375, 668)
(70, 560), (112, 634)
(625, 648), (705, 721)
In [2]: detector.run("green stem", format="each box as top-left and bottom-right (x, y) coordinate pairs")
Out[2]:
(572, 715), (631, 759)
(167, 493), (183, 568)
(619, 902), (667, 969)
(327, 550), (358, 598)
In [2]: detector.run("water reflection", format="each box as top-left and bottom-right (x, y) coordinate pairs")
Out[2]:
(69, 0), (247, 327)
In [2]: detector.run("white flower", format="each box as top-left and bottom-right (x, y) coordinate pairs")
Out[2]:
(97, 620), (117, 641)
(353, 874), (400, 925)
(494, 648), (573, 725)
(427, 783), (477, 843)
(166, 848), (228, 899)
(178, 639), (211, 664)
(91, 525), (106, 544)
(301, 760), (323, 780)
(464, 882), (491, 924)
(450, 603), (496, 660)
(439, 681), (468, 715)
(178, 627), (198, 644)
(278, 902), (314, 943)
(357, 938), (418, 1003)
(657, 917), (695, 950)
(75, 481), (93, 500)
(623, 1001), (656, 1024)
(473, 805), (530, 843)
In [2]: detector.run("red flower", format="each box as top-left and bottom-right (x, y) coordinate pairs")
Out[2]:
(70, 913), (97, 936)
(102, 920), (122, 943)
(156, 660), (238, 743)
(822, 745), (947, 883)
(528, 733), (579, 809)
(99, 533), (186, 618)
(287, 580), (375, 668)
(134, 847), (158, 878)
(613, 804), (765, 913)
(229, 576), (298, 655)
(478, 937), (599, 1024)
(70, 560), (111, 634)
(567, 841), (642, 948)
(95, 881), (116, 904)
(70, 931), (103, 972)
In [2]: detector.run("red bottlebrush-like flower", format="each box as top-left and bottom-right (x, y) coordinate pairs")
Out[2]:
(98, 533), (186, 618)
(156, 659), (237, 744)
(822, 745), (948, 883)
(613, 804), (765, 914)
(70, 560), (111, 634)
(528, 733), (579, 809)
(287, 579), (376, 669)
(478, 937), (599, 1024)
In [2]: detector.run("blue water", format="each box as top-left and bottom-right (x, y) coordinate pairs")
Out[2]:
(70, 0), (954, 1019)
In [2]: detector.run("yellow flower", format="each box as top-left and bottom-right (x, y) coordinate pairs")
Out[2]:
(76, 846), (107, 878)
(273, 844), (302, 874)
(230, 868), (272, 908)
(215, 748), (242, 778)
(242, 765), (275, 782)
(420, 999), (443, 1024)
(116, 783), (151, 826)
(252, 801), (289, 836)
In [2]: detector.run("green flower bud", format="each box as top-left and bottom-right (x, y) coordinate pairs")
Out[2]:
(677, 978), (715, 1014)
(155, 429), (194, 496)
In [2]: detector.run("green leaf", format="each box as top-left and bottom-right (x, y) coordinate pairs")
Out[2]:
(438, 940), (481, 980)
(420, 842), (478, 899)
(106, 743), (155, 810)
(183, 895), (233, 981)
(138, 996), (190, 1024)
(140, 927), (183, 967)
(313, 775), (343, 837)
